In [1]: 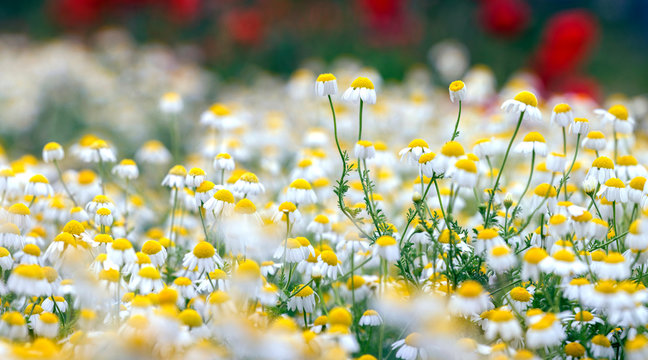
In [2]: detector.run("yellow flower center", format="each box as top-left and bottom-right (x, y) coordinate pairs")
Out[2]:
(290, 178), (312, 190)
(234, 199), (257, 214)
(193, 241), (215, 258)
(513, 91), (538, 107)
(455, 159), (477, 173)
(376, 235), (396, 247)
(449, 80), (465, 92)
(604, 178), (625, 188)
(553, 249), (575, 262)
(8, 203), (30, 216)
(441, 141), (465, 157)
(553, 103), (571, 113)
(457, 280), (483, 298)
(592, 156), (614, 169)
(350, 77), (374, 89)
(510, 287), (532, 302)
(608, 104), (628, 120)
(316, 73), (336, 82)
(522, 131), (546, 143)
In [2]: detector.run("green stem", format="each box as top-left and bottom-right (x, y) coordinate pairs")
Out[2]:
(511, 151), (535, 221)
(556, 133), (581, 199)
(451, 100), (462, 140)
(485, 111), (525, 227)
(54, 160), (78, 206)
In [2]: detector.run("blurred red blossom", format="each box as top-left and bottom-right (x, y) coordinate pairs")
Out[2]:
(533, 9), (599, 89)
(222, 8), (265, 46)
(356, 0), (423, 47)
(478, 0), (530, 37)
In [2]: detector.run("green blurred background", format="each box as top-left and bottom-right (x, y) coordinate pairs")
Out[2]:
(2, 0), (648, 97)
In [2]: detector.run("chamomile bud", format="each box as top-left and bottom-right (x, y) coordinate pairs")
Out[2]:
(448, 80), (466, 103)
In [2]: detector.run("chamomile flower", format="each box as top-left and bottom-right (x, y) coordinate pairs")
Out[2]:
(487, 245), (517, 274)
(185, 167), (206, 188)
(452, 159), (478, 188)
(287, 284), (317, 313)
(515, 132), (547, 156)
(272, 201), (301, 225)
(525, 313), (566, 348)
(617, 155), (647, 181)
(449, 80), (466, 103)
(94, 207), (113, 227)
(183, 241), (223, 273)
(107, 238), (137, 268)
(600, 177), (628, 203)
(342, 77), (376, 104)
(213, 152), (235, 171)
(546, 152), (566, 172)
(0, 312), (28, 340)
(374, 235), (399, 262)
(540, 249), (587, 277)
(42, 142), (64, 163)
(595, 104), (634, 134)
(161, 165), (187, 188)
(590, 334), (614, 358)
(136, 140), (171, 164)
(391, 333), (427, 360)
(112, 159), (139, 180)
(7, 264), (51, 297)
(355, 140), (376, 160)
(159, 92), (183, 114)
(129, 266), (164, 294)
(399, 139), (430, 164)
(484, 307), (522, 341)
(203, 189), (236, 218)
(315, 73), (338, 96)
(316, 250), (343, 280)
(233, 172), (265, 197)
(501, 91), (542, 123)
(436, 141), (465, 175)
(200, 103), (238, 130)
(358, 310), (383, 327)
(550, 103), (573, 127)
(286, 178), (317, 205)
(141, 240), (167, 267)
(570, 117), (589, 134)
(450, 280), (492, 316)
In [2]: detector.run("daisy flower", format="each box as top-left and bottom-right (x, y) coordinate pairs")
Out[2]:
(399, 139), (430, 164)
(374, 235), (399, 262)
(595, 104), (634, 134)
(42, 142), (64, 163)
(112, 159), (139, 180)
(550, 103), (573, 127)
(582, 130), (607, 152)
(315, 73), (338, 96)
(342, 77), (376, 104)
(286, 178), (317, 205)
(501, 91), (542, 123)
(391, 332), (427, 360)
(515, 132), (547, 156)
(159, 92), (183, 114)
(287, 284), (317, 313)
(183, 241), (223, 273)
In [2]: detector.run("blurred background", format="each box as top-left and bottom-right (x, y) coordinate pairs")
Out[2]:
(3, 0), (648, 96)
(0, 0), (646, 155)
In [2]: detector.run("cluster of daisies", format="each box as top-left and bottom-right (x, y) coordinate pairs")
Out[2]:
(2, 59), (648, 360)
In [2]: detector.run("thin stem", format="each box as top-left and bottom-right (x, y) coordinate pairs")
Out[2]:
(168, 187), (179, 241)
(562, 127), (567, 154)
(556, 133), (581, 199)
(54, 160), (78, 206)
(358, 100), (364, 141)
(511, 151), (535, 220)
(198, 202), (210, 243)
(451, 100), (462, 141)
(484, 111), (525, 227)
